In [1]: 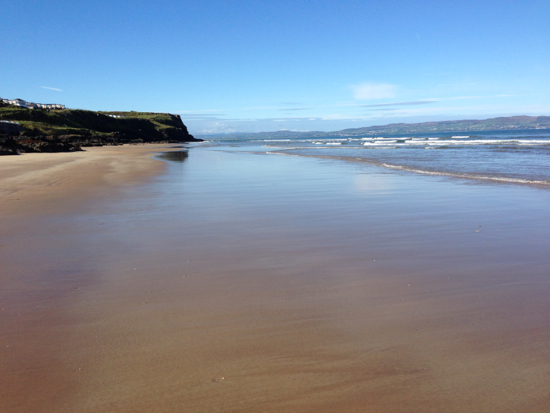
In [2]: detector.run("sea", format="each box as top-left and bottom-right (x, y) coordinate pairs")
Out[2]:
(202, 129), (550, 187)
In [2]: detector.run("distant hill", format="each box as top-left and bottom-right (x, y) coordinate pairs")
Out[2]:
(0, 103), (200, 155)
(197, 115), (550, 140)
(335, 115), (550, 136)
(198, 130), (326, 140)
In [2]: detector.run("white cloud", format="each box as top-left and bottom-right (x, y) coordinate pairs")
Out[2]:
(185, 100), (550, 135)
(351, 83), (396, 100)
(40, 86), (63, 92)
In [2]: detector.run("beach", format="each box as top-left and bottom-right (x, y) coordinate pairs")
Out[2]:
(1, 143), (549, 412)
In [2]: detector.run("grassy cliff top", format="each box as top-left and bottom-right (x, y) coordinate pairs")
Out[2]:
(0, 105), (194, 139)
(0, 104), (199, 154)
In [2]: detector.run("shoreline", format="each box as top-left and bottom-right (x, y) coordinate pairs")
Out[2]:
(265, 150), (550, 188)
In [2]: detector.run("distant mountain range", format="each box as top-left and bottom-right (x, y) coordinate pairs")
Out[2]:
(198, 115), (550, 139)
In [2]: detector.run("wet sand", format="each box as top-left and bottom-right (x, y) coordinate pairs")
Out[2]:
(1, 144), (549, 412)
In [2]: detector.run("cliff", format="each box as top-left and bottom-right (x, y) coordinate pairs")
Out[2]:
(0, 104), (201, 155)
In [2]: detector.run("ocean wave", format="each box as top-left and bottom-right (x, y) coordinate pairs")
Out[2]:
(362, 140), (398, 145)
(517, 140), (550, 145)
(262, 145), (305, 150)
(268, 151), (550, 187)
(263, 139), (292, 142)
(372, 139), (550, 146)
(380, 163), (550, 185)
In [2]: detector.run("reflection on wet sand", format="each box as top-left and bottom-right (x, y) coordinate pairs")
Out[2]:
(156, 150), (189, 163)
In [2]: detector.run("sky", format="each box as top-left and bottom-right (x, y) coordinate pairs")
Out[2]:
(2, 0), (549, 134)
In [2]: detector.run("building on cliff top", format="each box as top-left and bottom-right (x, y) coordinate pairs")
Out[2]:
(1, 98), (65, 110)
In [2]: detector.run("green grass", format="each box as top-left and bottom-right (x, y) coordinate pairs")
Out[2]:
(0, 106), (195, 142)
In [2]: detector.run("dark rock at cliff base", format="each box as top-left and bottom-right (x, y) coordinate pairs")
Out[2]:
(0, 121), (24, 136)
(0, 136), (84, 155)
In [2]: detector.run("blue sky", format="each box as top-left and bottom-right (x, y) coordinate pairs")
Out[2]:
(2, 0), (549, 134)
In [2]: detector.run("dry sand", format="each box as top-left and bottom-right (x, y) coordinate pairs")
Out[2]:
(0, 145), (170, 215)
(1, 145), (549, 412)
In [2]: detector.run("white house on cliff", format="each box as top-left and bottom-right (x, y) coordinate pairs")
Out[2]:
(1, 98), (65, 110)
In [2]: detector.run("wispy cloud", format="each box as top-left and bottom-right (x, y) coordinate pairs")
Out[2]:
(363, 100), (438, 108)
(179, 113), (226, 117)
(445, 95), (484, 100)
(178, 113), (229, 121)
(358, 103), (550, 120)
(178, 109), (223, 113)
(351, 83), (396, 100)
(186, 101), (550, 134)
(180, 94), (526, 130)
(40, 86), (62, 92)
(272, 117), (322, 122)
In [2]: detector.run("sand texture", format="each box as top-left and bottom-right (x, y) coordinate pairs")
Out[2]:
(1, 145), (549, 412)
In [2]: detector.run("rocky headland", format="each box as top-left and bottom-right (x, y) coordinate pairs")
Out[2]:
(0, 103), (201, 155)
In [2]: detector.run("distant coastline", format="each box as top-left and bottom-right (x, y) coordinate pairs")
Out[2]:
(197, 115), (550, 140)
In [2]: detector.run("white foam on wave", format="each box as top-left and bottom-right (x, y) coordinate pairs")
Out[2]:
(414, 139), (550, 146)
(451, 136), (470, 139)
(262, 145), (304, 150)
(405, 140), (430, 145)
(303, 137), (550, 148)
(360, 137), (548, 147)
(263, 139), (292, 142)
(361, 137), (532, 146)
(517, 140), (550, 145)
(380, 163), (550, 185)
(363, 140), (398, 145)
